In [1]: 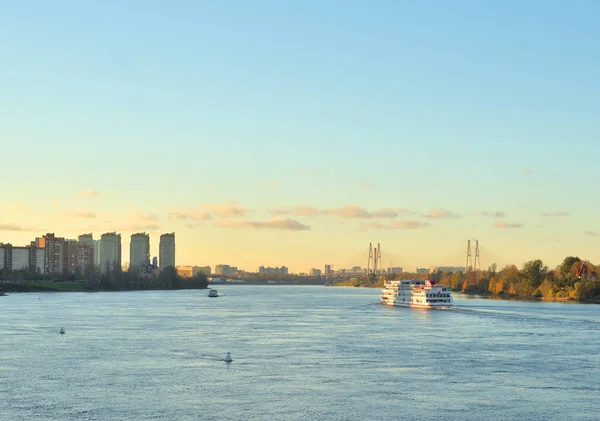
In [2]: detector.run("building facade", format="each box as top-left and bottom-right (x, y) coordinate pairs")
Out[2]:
(64, 240), (94, 275)
(130, 233), (150, 270)
(100, 232), (122, 273)
(43, 233), (65, 275)
(159, 233), (175, 269)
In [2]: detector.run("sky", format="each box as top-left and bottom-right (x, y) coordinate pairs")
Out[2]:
(1, 0), (599, 273)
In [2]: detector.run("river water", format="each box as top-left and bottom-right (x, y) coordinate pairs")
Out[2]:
(1, 286), (598, 420)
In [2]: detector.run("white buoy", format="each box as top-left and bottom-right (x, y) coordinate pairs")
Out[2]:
(59, 327), (65, 334)
(224, 352), (232, 362)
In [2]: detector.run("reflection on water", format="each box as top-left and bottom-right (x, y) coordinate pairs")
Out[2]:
(1, 286), (599, 420)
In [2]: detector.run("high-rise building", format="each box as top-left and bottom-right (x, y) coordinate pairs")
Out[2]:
(79, 233), (100, 267)
(27, 241), (45, 274)
(100, 232), (122, 273)
(63, 239), (94, 276)
(324, 264), (332, 275)
(43, 233), (65, 275)
(159, 233), (175, 270)
(130, 233), (150, 270)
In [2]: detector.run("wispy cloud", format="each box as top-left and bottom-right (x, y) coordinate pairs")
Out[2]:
(481, 211), (506, 218)
(169, 210), (212, 221)
(373, 208), (410, 218)
(128, 209), (159, 222)
(423, 209), (462, 219)
(0, 223), (28, 231)
(169, 201), (247, 221)
(542, 211), (569, 217)
(270, 205), (320, 217)
(115, 223), (161, 232)
(76, 190), (102, 197)
(352, 181), (373, 188)
(495, 221), (524, 229)
(323, 205), (373, 218)
(584, 231), (600, 237)
(215, 218), (310, 231)
(360, 220), (431, 230)
(265, 180), (279, 187)
(202, 201), (247, 218)
(0, 223), (42, 232)
(69, 210), (97, 219)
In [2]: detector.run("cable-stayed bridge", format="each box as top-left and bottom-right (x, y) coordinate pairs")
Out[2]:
(331, 241), (512, 274)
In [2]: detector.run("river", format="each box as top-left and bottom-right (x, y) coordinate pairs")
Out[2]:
(1, 286), (598, 420)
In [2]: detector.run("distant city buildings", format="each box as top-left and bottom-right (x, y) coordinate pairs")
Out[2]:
(258, 266), (288, 275)
(428, 266), (464, 274)
(130, 233), (150, 270)
(176, 265), (211, 278)
(215, 264), (238, 276)
(324, 264), (333, 276)
(159, 233), (175, 269)
(309, 268), (322, 276)
(388, 267), (403, 274)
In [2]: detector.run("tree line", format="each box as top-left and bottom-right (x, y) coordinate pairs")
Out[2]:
(0, 265), (209, 291)
(380, 256), (600, 301)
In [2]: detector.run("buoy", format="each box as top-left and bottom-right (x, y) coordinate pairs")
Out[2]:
(224, 352), (232, 362)
(59, 327), (65, 334)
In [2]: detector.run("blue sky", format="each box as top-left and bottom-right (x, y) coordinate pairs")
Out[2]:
(1, 0), (599, 272)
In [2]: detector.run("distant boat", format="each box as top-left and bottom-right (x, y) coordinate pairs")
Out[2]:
(59, 327), (65, 334)
(224, 352), (232, 362)
(208, 289), (219, 298)
(0, 289), (6, 296)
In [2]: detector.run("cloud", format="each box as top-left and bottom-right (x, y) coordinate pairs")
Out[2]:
(270, 205), (320, 217)
(70, 211), (97, 219)
(360, 220), (431, 230)
(352, 181), (373, 188)
(0, 223), (29, 231)
(76, 190), (102, 197)
(372, 208), (410, 218)
(169, 210), (212, 221)
(323, 205), (373, 218)
(495, 221), (524, 229)
(424, 209), (462, 219)
(202, 201), (247, 218)
(542, 211), (569, 217)
(481, 211), (506, 218)
(129, 210), (159, 222)
(265, 180), (279, 187)
(215, 218), (310, 231)
(115, 223), (161, 232)
(584, 231), (600, 237)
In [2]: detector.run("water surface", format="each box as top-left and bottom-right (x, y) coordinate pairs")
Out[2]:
(1, 286), (598, 420)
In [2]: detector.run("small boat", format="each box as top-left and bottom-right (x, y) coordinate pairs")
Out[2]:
(59, 327), (65, 334)
(224, 352), (232, 362)
(208, 289), (219, 298)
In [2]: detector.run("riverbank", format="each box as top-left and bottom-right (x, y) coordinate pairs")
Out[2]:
(0, 281), (208, 293)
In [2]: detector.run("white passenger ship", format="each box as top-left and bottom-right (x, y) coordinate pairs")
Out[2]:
(380, 279), (453, 308)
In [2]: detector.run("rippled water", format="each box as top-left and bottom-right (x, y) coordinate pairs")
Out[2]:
(1, 286), (599, 420)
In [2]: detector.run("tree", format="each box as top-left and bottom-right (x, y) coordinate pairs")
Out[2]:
(521, 259), (547, 292)
(560, 256), (580, 279)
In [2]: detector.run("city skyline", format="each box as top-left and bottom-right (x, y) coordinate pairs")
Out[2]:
(1, 1), (599, 273)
